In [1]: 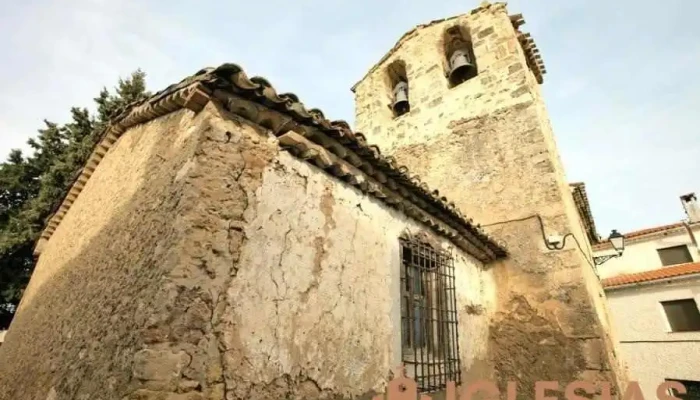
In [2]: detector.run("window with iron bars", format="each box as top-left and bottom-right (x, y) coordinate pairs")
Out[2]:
(400, 237), (461, 393)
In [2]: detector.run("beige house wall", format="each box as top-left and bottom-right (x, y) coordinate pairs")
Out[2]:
(596, 227), (700, 279)
(353, 3), (626, 392)
(605, 278), (700, 397)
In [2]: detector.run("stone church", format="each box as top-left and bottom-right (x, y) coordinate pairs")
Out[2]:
(0, 2), (626, 399)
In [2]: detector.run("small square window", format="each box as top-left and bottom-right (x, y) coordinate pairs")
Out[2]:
(661, 299), (700, 332)
(657, 245), (693, 266)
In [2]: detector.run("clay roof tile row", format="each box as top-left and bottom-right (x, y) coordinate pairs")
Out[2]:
(601, 262), (700, 289)
(39, 63), (508, 262)
(593, 222), (693, 251)
(510, 15), (546, 84)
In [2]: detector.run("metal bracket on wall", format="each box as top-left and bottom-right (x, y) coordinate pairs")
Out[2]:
(593, 253), (620, 266)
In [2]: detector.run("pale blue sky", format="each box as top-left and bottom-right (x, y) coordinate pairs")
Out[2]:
(1, 0), (699, 236)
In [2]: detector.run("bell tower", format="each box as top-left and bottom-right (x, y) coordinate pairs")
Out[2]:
(353, 1), (626, 395)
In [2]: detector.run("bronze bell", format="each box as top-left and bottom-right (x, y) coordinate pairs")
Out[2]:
(392, 81), (410, 116)
(448, 48), (476, 85)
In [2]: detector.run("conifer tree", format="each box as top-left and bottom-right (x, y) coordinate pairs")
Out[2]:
(0, 70), (150, 328)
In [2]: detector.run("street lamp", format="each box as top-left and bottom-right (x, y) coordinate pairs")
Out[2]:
(593, 229), (626, 265)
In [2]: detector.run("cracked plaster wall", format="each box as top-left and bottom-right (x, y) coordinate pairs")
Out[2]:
(220, 150), (497, 398)
(353, 4), (627, 397)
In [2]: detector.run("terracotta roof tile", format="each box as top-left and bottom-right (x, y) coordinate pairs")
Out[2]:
(38, 63), (508, 262)
(570, 182), (599, 244)
(593, 222), (690, 250)
(601, 262), (700, 289)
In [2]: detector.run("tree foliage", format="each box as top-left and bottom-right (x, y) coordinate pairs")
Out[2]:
(0, 70), (150, 328)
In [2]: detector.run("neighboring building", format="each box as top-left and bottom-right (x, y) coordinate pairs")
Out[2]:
(0, 3), (624, 400)
(592, 194), (700, 399)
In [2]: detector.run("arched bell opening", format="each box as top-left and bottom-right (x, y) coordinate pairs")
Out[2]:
(443, 25), (477, 88)
(386, 60), (410, 118)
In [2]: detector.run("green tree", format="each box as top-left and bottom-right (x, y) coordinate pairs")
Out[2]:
(0, 70), (150, 328)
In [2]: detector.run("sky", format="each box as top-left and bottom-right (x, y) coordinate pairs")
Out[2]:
(1, 0), (699, 237)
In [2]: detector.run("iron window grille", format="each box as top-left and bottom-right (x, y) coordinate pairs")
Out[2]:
(400, 237), (461, 393)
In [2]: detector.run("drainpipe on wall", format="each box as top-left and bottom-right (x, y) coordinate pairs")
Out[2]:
(680, 193), (700, 256)
(682, 221), (699, 257)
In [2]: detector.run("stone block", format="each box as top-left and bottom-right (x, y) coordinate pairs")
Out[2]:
(133, 349), (191, 390)
(582, 338), (605, 370)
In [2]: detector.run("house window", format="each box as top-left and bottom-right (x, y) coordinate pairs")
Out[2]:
(666, 379), (700, 400)
(400, 237), (460, 393)
(661, 299), (700, 332)
(657, 245), (693, 266)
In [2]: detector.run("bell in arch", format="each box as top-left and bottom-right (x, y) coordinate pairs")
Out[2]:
(392, 80), (410, 116)
(448, 48), (476, 85)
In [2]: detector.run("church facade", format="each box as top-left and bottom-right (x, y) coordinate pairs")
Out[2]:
(0, 3), (625, 400)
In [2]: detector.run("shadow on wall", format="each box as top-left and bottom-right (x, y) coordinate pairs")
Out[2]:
(0, 108), (225, 400)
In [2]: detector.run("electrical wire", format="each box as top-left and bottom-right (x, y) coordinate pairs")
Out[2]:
(483, 214), (600, 278)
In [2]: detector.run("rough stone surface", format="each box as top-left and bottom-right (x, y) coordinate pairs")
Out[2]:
(353, 2), (627, 396)
(0, 102), (279, 400)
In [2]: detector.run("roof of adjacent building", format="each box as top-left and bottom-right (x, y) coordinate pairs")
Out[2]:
(570, 182), (599, 244)
(593, 221), (699, 251)
(350, 2), (545, 91)
(601, 262), (700, 289)
(37, 63), (508, 262)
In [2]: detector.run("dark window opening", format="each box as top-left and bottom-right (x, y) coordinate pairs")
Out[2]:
(657, 245), (693, 266)
(400, 237), (460, 393)
(443, 25), (477, 88)
(666, 379), (700, 400)
(661, 299), (700, 332)
(387, 60), (410, 117)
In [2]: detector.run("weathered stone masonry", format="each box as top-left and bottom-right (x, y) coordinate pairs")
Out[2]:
(0, 2), (629, 399)
(353, 2), (626, 397)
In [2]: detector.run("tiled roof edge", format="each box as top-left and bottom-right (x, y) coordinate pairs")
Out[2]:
(36, 79), (212, 252)
(593, 222), (700, 251)
(511, 14), (546, 84)
(570, 182), (599, 244)
(36, 63), (508, 263)
(602, 262), (700, 289)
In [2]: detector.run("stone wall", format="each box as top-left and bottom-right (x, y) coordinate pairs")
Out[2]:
(0, 99), (498, 399)
(353, 3), (626, 396)
(0, 104), (208, 399)
(0, 102), (278, 400)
